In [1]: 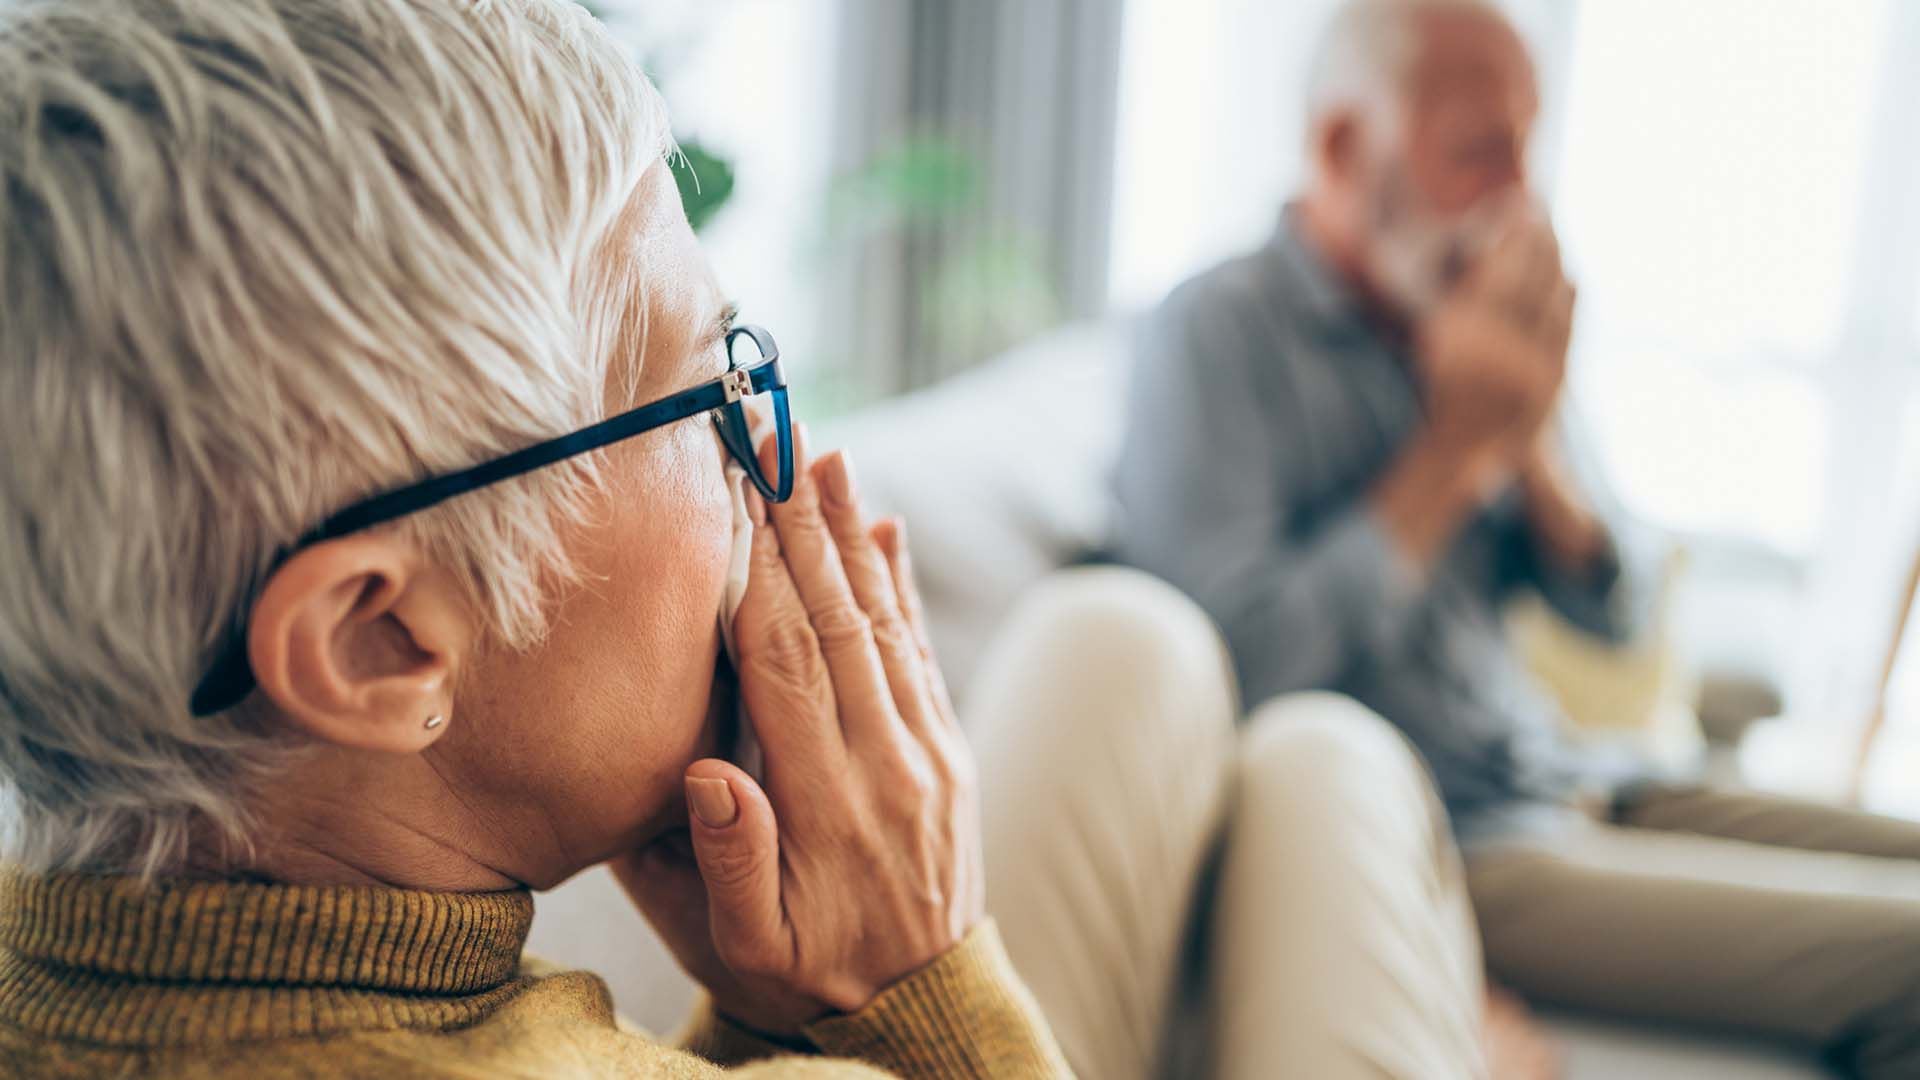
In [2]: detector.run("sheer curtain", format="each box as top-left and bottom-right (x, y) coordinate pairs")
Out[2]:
(826, 0), (1126, 395)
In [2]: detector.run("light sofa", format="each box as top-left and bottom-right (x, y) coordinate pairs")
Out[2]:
(529, 321), (1831, 1078)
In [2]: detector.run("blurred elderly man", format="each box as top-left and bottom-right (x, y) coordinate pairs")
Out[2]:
(1117, 0), (1920, 1073)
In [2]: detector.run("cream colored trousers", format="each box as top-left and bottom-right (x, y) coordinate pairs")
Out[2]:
(966, 568), (1488, 1080)
(1470, 784), (1920, 1078)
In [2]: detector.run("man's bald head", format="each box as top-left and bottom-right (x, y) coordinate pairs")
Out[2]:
(1298, 0), (1540, 315)
(1308, 0), (1534, 134)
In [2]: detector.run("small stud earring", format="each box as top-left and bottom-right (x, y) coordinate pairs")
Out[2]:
(424, 714), (445, 731)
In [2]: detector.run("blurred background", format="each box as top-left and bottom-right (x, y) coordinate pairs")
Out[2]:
(582, 0), (1920, 816)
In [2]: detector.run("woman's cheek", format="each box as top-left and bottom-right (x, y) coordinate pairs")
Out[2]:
(618, 423), (735, 587)
(643, 428), (737, 649)
(682, 427), (740, 595)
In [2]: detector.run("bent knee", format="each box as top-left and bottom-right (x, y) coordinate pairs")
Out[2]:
(1243, 693), (1422, 777)
(1237, 693), (1440, 826)
(1015, 566), (1221, 657)
(975, 566), (1237, 749)
(1004, 567), (1232, 700)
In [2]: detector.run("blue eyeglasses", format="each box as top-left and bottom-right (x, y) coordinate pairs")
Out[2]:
(188, 323), (794, 716)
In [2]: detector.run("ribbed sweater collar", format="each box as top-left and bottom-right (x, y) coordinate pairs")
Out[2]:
(0, 868), (535, 1045)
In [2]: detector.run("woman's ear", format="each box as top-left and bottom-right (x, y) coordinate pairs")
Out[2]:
(247, 532), (477, 753)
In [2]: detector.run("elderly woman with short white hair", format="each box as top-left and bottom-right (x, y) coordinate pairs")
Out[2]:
(0, 1), (1508, 1077)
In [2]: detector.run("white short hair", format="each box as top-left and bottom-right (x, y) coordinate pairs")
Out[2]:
(1305, 0), (1509, 134)
(0, 0), (671, 876)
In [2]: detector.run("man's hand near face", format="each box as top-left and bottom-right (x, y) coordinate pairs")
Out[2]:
(1431, 212), (1574, 454)
(1371, 211), (1580, 567)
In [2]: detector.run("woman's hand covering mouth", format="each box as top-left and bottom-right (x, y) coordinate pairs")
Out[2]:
(613, 425), (983, 1036)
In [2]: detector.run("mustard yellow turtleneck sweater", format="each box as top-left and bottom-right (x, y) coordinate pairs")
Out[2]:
(0, 871), (1071, 1078)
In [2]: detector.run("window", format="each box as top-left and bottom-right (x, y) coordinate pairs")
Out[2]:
(1558, 0), (1920, 733)
(1557, 0), (1889, 556)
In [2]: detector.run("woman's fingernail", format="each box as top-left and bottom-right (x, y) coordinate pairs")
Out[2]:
(744, 487), (767, 526)
(687, 776), (738, 828)
(821, 452), (857, 507)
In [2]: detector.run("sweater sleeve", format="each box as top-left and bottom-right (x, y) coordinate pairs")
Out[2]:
(677, 997), (814, 1067)
(803, 920), (1070, 1079)
(675, 921), (1069, 1079)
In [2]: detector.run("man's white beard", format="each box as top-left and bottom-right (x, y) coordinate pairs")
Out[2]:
(1365, 166), (1515, 319)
